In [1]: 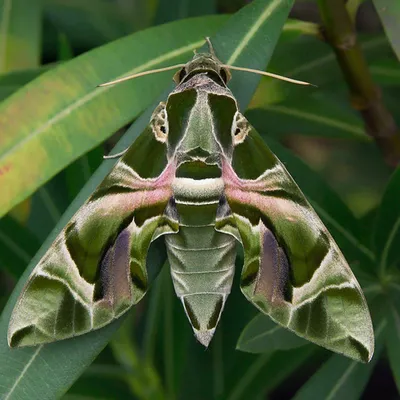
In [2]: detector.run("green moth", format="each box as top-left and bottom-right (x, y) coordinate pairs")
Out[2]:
(8, 39), (374, 363)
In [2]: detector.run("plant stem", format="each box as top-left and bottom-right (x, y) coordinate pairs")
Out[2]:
(317, 0), (400, 167)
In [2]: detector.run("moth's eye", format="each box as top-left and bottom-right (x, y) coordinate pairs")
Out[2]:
(232, 113), (250, 145)
(179, 68), (187, 82)
(151, 104), (168, 143)
(154, 123), (167, 142)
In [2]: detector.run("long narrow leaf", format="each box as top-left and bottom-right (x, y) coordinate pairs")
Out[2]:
(0, 216), (40, 278)
(246, 95), (369, 141)
(373, 166), (400, 274)
(237, 314), (308, 353)
(373, 0), (400, 62)
(0, 0), (42, 73)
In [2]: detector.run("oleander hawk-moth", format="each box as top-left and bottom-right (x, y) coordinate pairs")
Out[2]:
(8, 40), (374, 363)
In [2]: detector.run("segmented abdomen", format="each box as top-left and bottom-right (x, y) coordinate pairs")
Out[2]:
(165, 178), (236, 346)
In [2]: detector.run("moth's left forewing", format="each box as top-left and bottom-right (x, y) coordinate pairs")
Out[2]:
(222, 116), (374, 363)
(8, 118), (177, 347)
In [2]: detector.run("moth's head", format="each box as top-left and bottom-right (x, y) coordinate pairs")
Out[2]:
(173, 51), (231, 86)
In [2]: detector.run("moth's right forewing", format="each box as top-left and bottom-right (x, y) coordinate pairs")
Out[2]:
(223, 117), (374, 363)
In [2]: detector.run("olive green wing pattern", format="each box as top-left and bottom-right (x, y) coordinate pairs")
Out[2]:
(8, 123), (177, 347)
(221, 118), (374, 363)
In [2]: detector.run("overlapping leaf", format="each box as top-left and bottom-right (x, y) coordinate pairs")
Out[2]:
(373, 0), (400, 62)
(0, 216), (40, 279)
(223, 346), (315, 400)
(237, 314), (308, 353)
(386, 295), (400, 393)
(0, 0), (42, 73)
(251, 34), (393, 108)
(373, 166), (400, 273)
(246, 94), (369, 141)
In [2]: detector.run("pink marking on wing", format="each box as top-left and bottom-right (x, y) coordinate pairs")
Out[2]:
(222, 158), (299, 222)
(90, 161), (176, 216)
(221, 158), (282, 192)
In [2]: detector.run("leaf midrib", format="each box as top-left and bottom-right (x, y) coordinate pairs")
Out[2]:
(227, 0), (283, 65)
(3, 345), (43, 400)
(241, 322), (281, 348)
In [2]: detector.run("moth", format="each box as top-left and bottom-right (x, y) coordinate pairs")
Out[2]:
(8, 39), (374, 362)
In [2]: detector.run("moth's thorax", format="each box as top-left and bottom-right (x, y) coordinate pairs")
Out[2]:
(165, 74), (238, 176)
(173, 52), (231, 86)
(172, 73), (233, 97)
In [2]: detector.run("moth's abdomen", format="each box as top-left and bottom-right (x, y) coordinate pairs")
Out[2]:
(166, 177), (236, 346)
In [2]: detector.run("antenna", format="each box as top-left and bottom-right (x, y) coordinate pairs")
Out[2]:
(98, 64), (186, 87)
(97, 40), (315, 88)
(221, 65), (315, 87)
(205, 37), (217, 57)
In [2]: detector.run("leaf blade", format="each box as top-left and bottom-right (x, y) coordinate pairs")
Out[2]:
(373, 166), (400, 273)
(373, 0), (400, 62)
(0, 0), (42, 73)
(237, 314), (308, 353)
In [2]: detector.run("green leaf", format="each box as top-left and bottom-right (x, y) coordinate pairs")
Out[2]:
(176, 274), (257, 399)
(292, 318), (386, 400)
(66, 364), (133, 400)
(145, 265), (193, 398)
(246, 94), (369, 141)
(370, 59), (400, 86)
(43, 0), (143, 48)
(373, 0), (400, 62)
(155, 0), (216, 24)
(373, 166), (400, 274)
(109, 313), (164, 400)
(57, 32), (74, 61)
(251, 34), (392, 107)
(64, 146), (103, 202)
(386, 296), (400, 393)
(0, 66), (52, 101)
(0, 216), (40, 279)
(223, 346), (316, 400)
(206, 0), (295, 108)
(0, 0), (42, 73)
(0, 15), (226, 218)
(0, 0), (295, 397)
(237, 314), (308, 353)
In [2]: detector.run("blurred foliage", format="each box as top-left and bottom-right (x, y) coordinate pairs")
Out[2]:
(0, 0), (400, 399)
